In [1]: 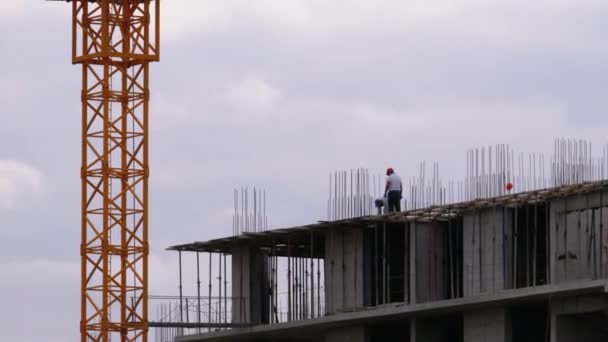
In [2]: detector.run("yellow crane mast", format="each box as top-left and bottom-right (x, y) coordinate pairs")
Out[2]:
(54, 1), (160, 341)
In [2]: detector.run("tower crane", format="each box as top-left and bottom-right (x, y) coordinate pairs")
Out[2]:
(51, 1), (160, 341)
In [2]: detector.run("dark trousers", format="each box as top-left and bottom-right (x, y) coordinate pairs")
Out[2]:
(387, 190), (401, 212)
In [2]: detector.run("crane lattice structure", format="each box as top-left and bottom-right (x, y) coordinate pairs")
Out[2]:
(58, 0), (160, 341)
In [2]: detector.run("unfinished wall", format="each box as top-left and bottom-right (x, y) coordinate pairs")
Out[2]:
(511, 303), (549, 342)
(549, 190), (608, 284)
(410, 222), (447, 303)
(463, 208), (513, 296)
(324, 228), (365, 313)
(550, 295), (608, 342)
(410, 316), (463, 342)
(325, 326), (367, 342)
(555, 313), (608, 342)
(368, 320), (410, 342)
(464, 203), (553, 294)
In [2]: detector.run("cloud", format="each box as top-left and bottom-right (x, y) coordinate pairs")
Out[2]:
(0, 160), (45, 210)
(152, 94), (197, 131)
(226, 76), (281, 114)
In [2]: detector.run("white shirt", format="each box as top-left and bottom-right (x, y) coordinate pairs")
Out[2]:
(386, 174), (402, 191)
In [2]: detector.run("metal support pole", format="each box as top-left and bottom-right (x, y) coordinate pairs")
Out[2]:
(239, 248), (244, 324)
(310, 232), (315, 318)
(287, 239), (292, 321)
(578, 194), (584, 279)
(294, 255), (298, 320)
(208, 252), (212, 330)
(341, 231), (346, 310)
(563, 199), (568, 278)
(301, 256), (306, 319)
(502, 206), (507, 290)
(374, 223), (379, 306)
(159, 306), (163, 342)
(514, 207), (518, 289)
(186, 297), (190, 325)
(274, 249), (278, 323)
(196, 252), (201, 333)
(218, 251), (222, 325)
(316, 256), (321, 316)
(299, 256), (303, 319)
(546, 202), (550, 285)
(301, 256), (305, 319)
(478, 211), (483, 293)
(306, 254), (310, 319)
(600, 191), (604, 279)
(268, 251), (277, 324)
(533, 205), (538, 286)
(297, 255), (300, 319)
(492, 206), (497, 291)
(589, 195), (597, 280)
(270, 240), (275, 324)
(383, 222), (387, 304)
(404, 221), (410, 303)
(223, 253), (228, 326)
(448, 214), (455, 299)
(354, 227), (358, 308)
(526, 205), (530, 287)
(178, 251), (184, 325)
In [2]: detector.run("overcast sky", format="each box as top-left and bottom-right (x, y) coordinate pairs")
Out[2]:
(1, 1), (608, 341)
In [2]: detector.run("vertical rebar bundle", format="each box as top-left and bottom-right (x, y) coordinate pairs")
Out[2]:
(233, 187), (269, 235)
(327, 168), (375, 220)
(329, 139), (608, 215)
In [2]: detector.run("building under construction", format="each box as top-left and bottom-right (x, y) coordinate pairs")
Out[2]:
(152, 142), (608, 342)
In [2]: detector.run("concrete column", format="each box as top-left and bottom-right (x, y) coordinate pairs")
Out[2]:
(324, 228), (364, 313)
(409, 223), (417, 304)
(231, 245), (269, 325)
(231, 246), (250, 324)
(464, 308), (511, 342)
(325, 325), (367, 342)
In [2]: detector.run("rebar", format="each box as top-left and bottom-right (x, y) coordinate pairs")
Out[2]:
(328, 139), (607, 216)
(233, 186), (269, 235)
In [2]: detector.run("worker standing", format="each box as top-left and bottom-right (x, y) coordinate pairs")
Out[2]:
(384, 168), (403, 212)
